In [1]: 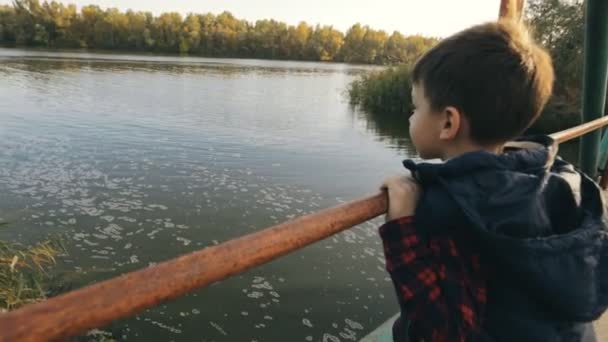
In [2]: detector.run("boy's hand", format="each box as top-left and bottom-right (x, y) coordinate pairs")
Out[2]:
(380, 173), (421, 221)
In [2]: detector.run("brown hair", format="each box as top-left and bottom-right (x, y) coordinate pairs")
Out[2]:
(412, 20), (554, 144)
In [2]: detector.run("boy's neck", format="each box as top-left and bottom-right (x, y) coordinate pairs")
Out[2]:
(440, 140), (504, 161)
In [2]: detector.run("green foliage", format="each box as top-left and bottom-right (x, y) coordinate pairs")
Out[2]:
(340, 24), (388, 64)
(349, 65), (414, 115)
(349, 65), (414, 148)
(0, 0), (436, 65)
(527, 0), (585, 103)
(347, 32), (436, 115)
(525, 0), (591, 132)
(307, 25), (344, 61)
(0, 237), (65, 311)
(347, 38), (435, 142)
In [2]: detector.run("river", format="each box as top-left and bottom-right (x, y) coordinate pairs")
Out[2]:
(0, 47), (417, 341)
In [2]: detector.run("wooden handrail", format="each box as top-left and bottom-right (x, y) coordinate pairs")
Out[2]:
(1, 116), (608, 342)
(550, 116), (608, 143)
(0, 194), (387, 342)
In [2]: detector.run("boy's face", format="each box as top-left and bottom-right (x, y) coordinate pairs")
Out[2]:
(409, 83), (444, 159)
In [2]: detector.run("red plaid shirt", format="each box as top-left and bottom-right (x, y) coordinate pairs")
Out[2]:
(379, 216), (487, 342)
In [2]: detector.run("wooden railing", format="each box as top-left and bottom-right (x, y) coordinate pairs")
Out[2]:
(1, 116), (608, 342)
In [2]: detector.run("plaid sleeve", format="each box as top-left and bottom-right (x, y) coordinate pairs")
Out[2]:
(379, 217), (486, 342)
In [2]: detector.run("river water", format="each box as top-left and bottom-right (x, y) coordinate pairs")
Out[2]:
(0, 47), (418, 341)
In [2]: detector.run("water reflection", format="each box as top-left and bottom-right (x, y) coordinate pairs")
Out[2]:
(352, 105), (415, 153)
(0, 48), (381, 77)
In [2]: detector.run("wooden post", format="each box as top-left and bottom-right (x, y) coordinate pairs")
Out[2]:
(499, 0), (525, 20)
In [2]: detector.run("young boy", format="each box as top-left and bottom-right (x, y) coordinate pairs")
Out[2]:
(380, 20), (608, 342)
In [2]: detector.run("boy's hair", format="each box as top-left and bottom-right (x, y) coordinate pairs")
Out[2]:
(412, 20), (554, 144)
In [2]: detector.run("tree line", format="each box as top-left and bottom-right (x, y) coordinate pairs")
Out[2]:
(0, 0), (437, 64)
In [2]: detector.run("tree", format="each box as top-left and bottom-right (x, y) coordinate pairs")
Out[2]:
(12, 0), (41, 45)
(360, 28), (388, 63)
(180, 14), (201, 53)
(0, 5), (17, 43)
(286, 22), (312, 60)
(75, 4), (103, 48)
(340, 23), (367, 63)
(381, 31), (408, 64)
(307, 25), (343, 61)
(196, 13), (215, 55)
(37, 1), (78, 47)
(527, 0), (584, 102)
(249, 19), (288, 59)
(152, 12), (182, 52)
(210, 11), (246, 56)
(525, 0), (589, 132)
(124, 10), (151, 50)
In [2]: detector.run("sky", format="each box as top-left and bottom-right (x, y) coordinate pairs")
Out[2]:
(0, 0), (502, 37)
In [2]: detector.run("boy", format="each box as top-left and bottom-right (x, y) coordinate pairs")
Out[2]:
(380, 20), (608, 342)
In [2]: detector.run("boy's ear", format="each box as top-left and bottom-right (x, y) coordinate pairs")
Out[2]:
(439, 106), (462, 141)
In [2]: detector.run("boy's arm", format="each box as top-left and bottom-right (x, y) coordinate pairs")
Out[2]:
(380, 175), (442, 337)
(379, 216), (486, 340)
(379, 175), (486, 340)
(379, 216), (450, 340)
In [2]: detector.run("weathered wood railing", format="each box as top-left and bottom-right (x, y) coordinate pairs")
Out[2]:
(1, 116), (607, 342)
